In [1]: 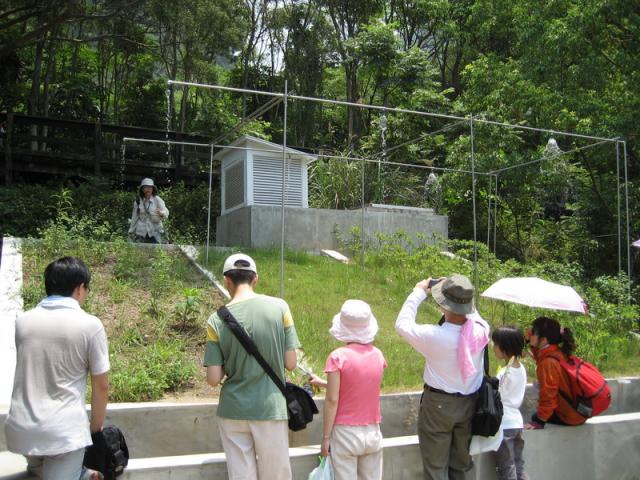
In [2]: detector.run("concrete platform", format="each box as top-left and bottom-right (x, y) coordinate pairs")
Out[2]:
(117, 413), (640, 479)
(4, 414), (638, 480)
(216, 204), (448, 251)
(2, 377), (639, 459)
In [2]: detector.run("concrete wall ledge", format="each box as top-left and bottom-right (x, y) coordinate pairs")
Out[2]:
(2, 377), (640, 459)
(2, 413), (640, 480)
(115, 412), (640, 480)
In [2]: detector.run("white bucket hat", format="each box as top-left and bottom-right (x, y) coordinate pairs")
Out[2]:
(329, 299), (379, 344)
(139, 177), (157, 195)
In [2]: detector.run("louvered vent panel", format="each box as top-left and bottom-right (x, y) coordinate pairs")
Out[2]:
(224, 162), (244, 210)
(253, 155), (303, 207)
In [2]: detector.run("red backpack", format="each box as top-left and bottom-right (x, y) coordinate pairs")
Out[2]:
(552, 355), (612, 418)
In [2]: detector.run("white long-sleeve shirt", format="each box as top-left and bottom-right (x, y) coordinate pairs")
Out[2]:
(497, 362), (527, 429)
(395, 288), (487, 395)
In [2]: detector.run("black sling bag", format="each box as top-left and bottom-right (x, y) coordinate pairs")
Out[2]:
(471, 345), (504, 436)
(217, 306), (318, 431)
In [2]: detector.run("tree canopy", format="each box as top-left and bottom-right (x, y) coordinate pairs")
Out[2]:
(1, 0), (638, 278)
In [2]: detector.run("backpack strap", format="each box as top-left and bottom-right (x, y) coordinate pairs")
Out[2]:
(483, 343), (490, 376)
(217, 306), (288, 398)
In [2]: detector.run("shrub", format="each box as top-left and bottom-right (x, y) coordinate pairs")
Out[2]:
(0, 180), (213, 243)
(109, 339), (198, 402)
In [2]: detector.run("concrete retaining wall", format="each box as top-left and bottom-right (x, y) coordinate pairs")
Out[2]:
(2, 412), (640, 479)
(1, 377), (639, 459)
(215, 204), (448, 251)
(0, 377), (640, 458)
(77, 414), (640, 479)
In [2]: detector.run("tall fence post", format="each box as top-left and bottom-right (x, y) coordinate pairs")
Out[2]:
(3, 111), (13, 186)
(94, 118), (102, 176)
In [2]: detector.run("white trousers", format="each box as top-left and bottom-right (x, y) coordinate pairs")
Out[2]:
(330, 424), (383, 480)
(26, 447), (89, 480)
(218, 418), (292, 480)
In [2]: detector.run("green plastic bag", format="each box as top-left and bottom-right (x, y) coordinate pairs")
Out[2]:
(308, 456), (334, 480)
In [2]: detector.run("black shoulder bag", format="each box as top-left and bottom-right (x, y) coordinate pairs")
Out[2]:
(84, 425), (129, 479)
(471, 345), (504, 436)
(217, 306), (318, 431)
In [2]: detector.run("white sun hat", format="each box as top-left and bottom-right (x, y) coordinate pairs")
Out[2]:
(329, 299), (379, 344)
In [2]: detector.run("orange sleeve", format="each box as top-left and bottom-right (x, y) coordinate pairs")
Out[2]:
(536, 358), (562, 421)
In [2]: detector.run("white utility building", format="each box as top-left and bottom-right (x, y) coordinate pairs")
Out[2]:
(216, 135), (314, 214)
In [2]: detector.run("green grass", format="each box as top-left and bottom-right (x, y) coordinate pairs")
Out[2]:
(202, 246), (640, 391)
(201, 247), (434, 391)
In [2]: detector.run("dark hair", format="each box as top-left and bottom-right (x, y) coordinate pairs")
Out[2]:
(532, 316), (575, 356)
(44, 257), (91, 296)
(491, 326), (525, 358)
(138, 186), (157, 198)
(224, 269), (257, 286)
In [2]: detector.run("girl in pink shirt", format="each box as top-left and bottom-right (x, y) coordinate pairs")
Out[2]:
(311, 299), (387, 480)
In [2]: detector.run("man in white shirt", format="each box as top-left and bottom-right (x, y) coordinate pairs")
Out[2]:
(396, 274), (489, 480)
(5, 257), (110, 480)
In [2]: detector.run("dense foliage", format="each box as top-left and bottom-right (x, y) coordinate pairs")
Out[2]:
(1, 0), (639, 280)
(0, 180), (211, 243)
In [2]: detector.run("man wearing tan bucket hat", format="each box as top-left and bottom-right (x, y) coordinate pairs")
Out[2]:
(396, 274), (489, 480)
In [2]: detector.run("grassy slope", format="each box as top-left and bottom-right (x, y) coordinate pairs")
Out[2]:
(202, 247), (640, 392)
(21, 240), (227, 401)
(20, 238), (639, 402)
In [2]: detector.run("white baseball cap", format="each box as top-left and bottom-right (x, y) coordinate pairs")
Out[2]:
(223, 253), (257, 274)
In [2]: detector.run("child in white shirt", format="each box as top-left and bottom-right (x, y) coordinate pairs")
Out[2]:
(492, 326), (529, 480)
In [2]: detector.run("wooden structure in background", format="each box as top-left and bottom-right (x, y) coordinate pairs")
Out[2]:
(0, 113), (213, 186)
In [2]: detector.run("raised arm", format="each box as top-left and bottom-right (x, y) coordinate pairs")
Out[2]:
(156, 196), (169, 218)
(395, 281), (434, 356)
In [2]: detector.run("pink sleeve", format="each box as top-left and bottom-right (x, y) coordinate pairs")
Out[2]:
(377, 347), (387, 369)
(324, 349), (344, 373)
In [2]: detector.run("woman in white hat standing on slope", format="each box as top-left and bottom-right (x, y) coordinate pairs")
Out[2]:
(311, 300), (387, 480)
(128, 178), (169, 243)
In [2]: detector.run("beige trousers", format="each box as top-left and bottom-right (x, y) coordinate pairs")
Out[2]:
(330, 424), (383, 480)
(218, 418), (291, 480)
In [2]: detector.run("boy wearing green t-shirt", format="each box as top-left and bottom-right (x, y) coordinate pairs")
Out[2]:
(205, 253), (300, 480)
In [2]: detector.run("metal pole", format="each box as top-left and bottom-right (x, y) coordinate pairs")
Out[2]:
(123, 137), (495, 176)
(280, 80), (288, 298)
(361, 156), (366, 266)
(489, 139), (610, 175)
(616, 141), (621, 274)
(206, 144), (214, 266)
(168, 80), (619, 143)
(470, 116), (479, 290)
(623, 140), (631, 301)
(494, 174), (498, 254)
(487, 174), (492, 249)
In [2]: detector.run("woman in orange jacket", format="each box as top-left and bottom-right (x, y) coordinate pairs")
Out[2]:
(524, 316), (585, 429)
